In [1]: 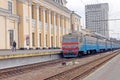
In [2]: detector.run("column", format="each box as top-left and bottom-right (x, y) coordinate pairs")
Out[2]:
(34, 4), (40, 48)
(48, 10), (51, 47)
(68, 18), (71, 33)
(61, 16), (64, 35)
(64, 17), (66, 34)
(28, 1), (32, 48)
(53, 12), (56, 47)
(41, 7), (46, 47)
(66, 17), (69, 34)
(57, 14), (61, 47)
(17, 1), (25, 48)
(5, 17), (9, 49)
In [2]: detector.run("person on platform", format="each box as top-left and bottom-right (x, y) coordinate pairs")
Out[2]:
(12, 41), (16, 52)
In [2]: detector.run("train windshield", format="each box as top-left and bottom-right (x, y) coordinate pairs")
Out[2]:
(62, 37), (78, 42)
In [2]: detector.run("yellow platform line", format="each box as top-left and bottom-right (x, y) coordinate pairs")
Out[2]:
(0, 51), (61, 60)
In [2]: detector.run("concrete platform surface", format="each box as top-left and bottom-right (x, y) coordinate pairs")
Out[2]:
(0, 49), (61, 69)
(0, 49), (61, 55)
(0, 49), (61, 60)
(84, 54), (120, 80)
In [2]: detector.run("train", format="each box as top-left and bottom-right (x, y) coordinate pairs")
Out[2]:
(62, 31), (120, 57)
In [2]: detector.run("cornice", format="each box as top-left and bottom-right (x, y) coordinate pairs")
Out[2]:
(0, 8), (9, 14)
(44, 0), (71, 13)
(72, 11), (81, 18)
(17, 0), (30, 6)
(0, 8), (19, 22)
(17, 0), (26, 3)
(17, 0), (25, 3)
(9, 14), (20, 22)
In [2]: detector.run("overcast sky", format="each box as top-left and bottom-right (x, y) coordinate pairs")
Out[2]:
(66, 0), (120, 39)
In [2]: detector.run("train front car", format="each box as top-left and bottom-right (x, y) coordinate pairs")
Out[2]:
(62, 33), (80, 58)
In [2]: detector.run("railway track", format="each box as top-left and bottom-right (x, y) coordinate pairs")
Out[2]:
(0, 50), (119, 80)
(0, 58), (75, 79)
(45, 50), (120, 80)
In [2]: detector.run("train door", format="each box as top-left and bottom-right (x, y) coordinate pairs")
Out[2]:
(105, 40), (107, 50)
(83, 36), (87, 54)
(110, 41), (112, 50)
(96, 38), (99, 52)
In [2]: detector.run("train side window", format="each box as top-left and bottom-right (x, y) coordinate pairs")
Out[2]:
(79, 38), (82, 42)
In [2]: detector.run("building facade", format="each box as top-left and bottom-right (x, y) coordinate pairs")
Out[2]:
(0, 0), (71, 49)
(85, 3), (109, 38)
(71, 11), (82, 32)
(0, 0), (19, 49)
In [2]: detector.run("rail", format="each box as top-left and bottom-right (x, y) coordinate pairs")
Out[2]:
(45, 50), (120, 80)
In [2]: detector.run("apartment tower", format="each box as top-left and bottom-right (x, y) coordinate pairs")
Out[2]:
(85, 3), (109, 38)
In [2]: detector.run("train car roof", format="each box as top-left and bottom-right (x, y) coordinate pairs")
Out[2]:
(63, 31), (107, 40)
(93, 32), (107, 39)
(63, 31), (82, 37)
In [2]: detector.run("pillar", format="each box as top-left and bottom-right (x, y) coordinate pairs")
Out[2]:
(53, 12), (56, 47)
(41, 7), (46, 47)
(57, 14), (61, 47)
(48, 10), (51, 47)
(28, 1), (32, 48)
(34, 4), (40, 48)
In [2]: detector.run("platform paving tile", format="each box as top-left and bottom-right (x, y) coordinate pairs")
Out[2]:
(84, 54), (120, 80)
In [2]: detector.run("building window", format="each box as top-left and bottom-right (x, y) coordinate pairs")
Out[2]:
(39, 8), (41, 21)
(56, 36), (58, 47)
(32, 5), (35, 19)
(51, 12), (53, 24)
(45, 10), (48, 23)
(60, 16), (62, 27)
(8, 1), (12, 13)
(9, 30), (14, 46)
(46, 35), (47, 47)
(39, 33), (41, 46)
(64, 18), (66, 27)
(51, 36), (53, 47)
(32, 33), (35, 46)
(56, 14), (58, 26)
(53, 0), (56, 2)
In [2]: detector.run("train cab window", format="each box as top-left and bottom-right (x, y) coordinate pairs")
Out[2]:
(62, 38), (69, 42)
(71, 38), (78, 42)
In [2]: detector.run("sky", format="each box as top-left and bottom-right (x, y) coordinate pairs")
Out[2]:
(66, 0), (120, 39)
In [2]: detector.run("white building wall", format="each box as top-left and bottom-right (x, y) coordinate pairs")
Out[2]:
(85, 3), (109, 38)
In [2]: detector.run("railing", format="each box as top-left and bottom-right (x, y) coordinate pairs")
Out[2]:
(56, 26), (59, 35)
(51, 24), (53, 34)
(60, 27), (62, 34)
(39, 21), (42, 31)
(32, 19), (36, 28)
(45, 23), (48, 32)
(64, 28), (67, 34)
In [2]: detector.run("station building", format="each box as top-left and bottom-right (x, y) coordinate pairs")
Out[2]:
(0, 0), (73, 49)
(71, 11), (82, 32)
(0, 0), (19, 49)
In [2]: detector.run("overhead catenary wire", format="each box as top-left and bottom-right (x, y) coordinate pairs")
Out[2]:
(92, 19), (120, 22)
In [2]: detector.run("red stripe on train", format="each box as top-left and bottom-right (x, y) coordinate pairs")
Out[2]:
(62, 47), (79, 50)
(62, 42), (79, 45)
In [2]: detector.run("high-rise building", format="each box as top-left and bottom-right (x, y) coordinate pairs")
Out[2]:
(85, 3), (109, 38)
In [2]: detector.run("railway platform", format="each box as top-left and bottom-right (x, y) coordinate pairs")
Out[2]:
(84, 53), (120, 80)
(0, 49), (61, 60)
(0, 49), (61, 69)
